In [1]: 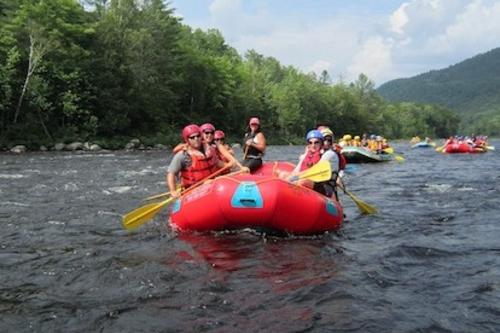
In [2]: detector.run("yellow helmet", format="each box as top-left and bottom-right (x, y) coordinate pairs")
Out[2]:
(354, 136), (360, 140)
(319, 127), (334, 138)
(343, 134), (352, 141)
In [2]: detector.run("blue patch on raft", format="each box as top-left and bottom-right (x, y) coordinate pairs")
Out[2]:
(231, 181), (264, 208)
(325, 200), (338, 216)
(171, 199), (181, 214)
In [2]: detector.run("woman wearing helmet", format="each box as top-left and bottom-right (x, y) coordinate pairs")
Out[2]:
(214, 130), (235, 156)
(283, 130), (338, 198)
(172, 123), (216, 154)
(242, 116), (266, 172)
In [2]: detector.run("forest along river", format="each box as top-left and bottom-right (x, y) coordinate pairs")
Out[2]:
(1, 141), (499, 332)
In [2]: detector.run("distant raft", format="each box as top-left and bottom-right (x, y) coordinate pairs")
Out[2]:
(169, 161), (344, 235)
(442, 143), (487, 154)
(411, 141), (436, 148)
(341, 146), (393, 163)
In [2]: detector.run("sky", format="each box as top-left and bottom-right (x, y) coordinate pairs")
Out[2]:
(169, 0), (500, 86)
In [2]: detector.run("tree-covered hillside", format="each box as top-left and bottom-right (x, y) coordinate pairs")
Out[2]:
(0, 0), (460, 150)
(377, 47), (500, 135)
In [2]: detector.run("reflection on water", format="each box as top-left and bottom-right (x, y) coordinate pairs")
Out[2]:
(1, 142), (499, 332)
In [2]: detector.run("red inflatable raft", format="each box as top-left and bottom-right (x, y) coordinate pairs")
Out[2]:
(169, 161), (344, 235)
(443, 143), (486, 153)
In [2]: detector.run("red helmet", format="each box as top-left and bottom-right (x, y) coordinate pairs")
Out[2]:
(200, 123), (215, 133)
(182, 124), (201, 142)
(214, 130), (225, 140)
(249, 117), (260, 125)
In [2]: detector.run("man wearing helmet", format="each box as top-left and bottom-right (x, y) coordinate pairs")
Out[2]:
(167, 124), (236, 198)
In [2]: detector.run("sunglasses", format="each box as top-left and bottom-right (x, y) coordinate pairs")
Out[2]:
(324, 137), (333, 142)
(308, 140), (321, 145)
(188, 134), (201, 140)
(214, 138), (224, 141)
(203, 131), (214, 135)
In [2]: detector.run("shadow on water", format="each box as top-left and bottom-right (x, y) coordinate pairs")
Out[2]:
(1, 140), (499, 332)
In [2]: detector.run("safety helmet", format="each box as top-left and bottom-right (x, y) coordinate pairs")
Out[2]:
(249, 117), (260, 125)
(214, 130), (225, 140)
(200, 123), (215, 133)
(376, 135), (382, 141)
(182, 124), (201, 142)
(319, 126), (334, 138)
(306, 130), (323, 142)
(370, 134), (376, 139)
(343, 134), (352, 141)
(354, 136), (360, 140)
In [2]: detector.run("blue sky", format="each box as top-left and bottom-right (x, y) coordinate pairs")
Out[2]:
(170, 0), (500, 86)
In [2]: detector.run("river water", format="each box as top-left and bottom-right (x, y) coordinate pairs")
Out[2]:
(1, 141), (499, 332)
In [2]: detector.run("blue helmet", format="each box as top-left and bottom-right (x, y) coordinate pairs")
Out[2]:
(306, 130), (323, 142)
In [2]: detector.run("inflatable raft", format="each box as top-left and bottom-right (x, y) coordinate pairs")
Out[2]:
(411, 141), (436, 148)
(169, 161), (344, 235)
(341, 146), (393, 163)
(443, 143), (486, 154)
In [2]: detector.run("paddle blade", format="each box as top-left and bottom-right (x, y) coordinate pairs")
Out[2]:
(345, 189), (377, 214)
(394, 155), (405, 162)
(487, 145), (495, 150)
(291, 160), (331, 182)
(383, 147), (394, 154)
(122, 197), (174, 230)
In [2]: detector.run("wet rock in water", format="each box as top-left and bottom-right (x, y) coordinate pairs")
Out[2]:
(54, 143), (66, 151)
(65, 142), (84, 151)
(10, 145), (27, 154)
(89, 144), (102, 151)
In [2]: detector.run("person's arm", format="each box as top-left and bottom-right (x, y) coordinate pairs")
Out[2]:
(172, 143), (187, 154)
(166, 152), (184, 197)
(290, 154), (306, 175)
(217, 143), (248, 172)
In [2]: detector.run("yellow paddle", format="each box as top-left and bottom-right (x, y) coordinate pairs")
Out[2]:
(383, 147), (394, 154)
(122, 165), (232, 230)
(144, 184), (182, 201)
(382, 147), (405, 162)
(338, 179), (377, 215)
(289, 160), (332, 183)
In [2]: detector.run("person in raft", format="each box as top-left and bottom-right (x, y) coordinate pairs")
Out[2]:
(242, 116), (266, 172)
(282, 130), (340, 199)
(317, 126), (346, 199)
(214, 130), (234, 156)
(167, 124), (244, 198)
(172, 122), (245, 172)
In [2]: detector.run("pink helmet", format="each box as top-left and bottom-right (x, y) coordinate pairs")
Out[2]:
(182, 124), (201, 142)
(200, 123), (215, 133)
(214, 130), (225, 140)
(249, 117), (260, 125)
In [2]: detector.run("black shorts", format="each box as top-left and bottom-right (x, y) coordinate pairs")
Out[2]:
(242, 158), (263, 173)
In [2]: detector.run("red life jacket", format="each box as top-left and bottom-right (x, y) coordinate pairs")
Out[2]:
(299, 149), (322, 171)
(181, 145), (219, 188)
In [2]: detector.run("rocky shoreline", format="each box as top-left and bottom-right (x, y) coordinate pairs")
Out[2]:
(3, 138), (169, 154)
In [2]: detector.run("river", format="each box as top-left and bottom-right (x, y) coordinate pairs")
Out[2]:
(1, 141), (499, 332)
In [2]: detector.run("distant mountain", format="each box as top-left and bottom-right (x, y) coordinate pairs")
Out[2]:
(377, 47), (500, 115)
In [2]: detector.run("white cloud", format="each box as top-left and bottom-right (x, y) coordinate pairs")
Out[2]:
(199, 0), (500, 85)
(347, 37), (394, 84)
(390, 2), (410, 34)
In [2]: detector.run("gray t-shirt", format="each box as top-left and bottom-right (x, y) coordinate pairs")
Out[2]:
(167, 151), (190, 174)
